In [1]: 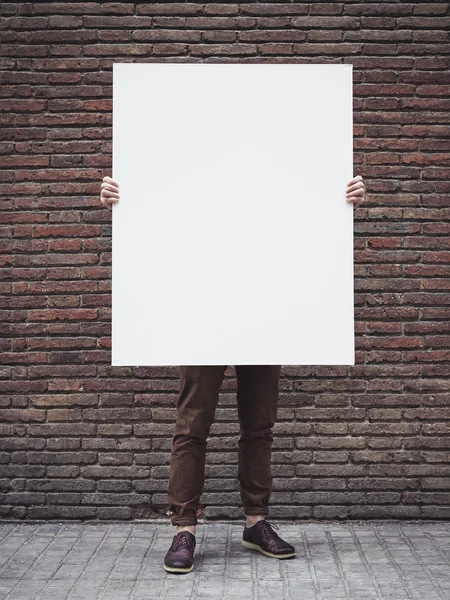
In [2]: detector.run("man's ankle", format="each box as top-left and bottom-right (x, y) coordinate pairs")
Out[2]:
(176, 525), (196, 535)
(246, 515), (265, 527)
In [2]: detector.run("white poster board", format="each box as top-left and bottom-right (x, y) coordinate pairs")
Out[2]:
(112, 63), (354, 366)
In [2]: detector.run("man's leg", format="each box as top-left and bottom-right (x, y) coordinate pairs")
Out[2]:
(167, 365), (227, 527)
(235, 365), (280, 517)
(236, 365), (295, 559)
(164, 365), (227, 573)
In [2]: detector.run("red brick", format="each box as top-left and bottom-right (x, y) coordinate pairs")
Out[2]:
(0, 0), (449, 522)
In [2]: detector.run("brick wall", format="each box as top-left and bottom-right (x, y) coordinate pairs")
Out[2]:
(1, 2), (450, 522)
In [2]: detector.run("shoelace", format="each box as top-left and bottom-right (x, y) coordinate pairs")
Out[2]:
(260, 520), (281, 541)
(172, 531), (195, 552)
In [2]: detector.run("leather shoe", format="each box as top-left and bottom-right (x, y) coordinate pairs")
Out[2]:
(164, 530), (196, 573)
(242, 520), (296, 559)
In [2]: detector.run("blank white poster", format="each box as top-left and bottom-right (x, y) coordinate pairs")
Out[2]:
(112, 63), (354, 366)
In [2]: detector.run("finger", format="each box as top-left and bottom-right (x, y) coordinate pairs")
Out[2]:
(347, 194), (365, 205)
(101, 182), (119, 192)
(346, 181), (365, 193)
(346, 193), (364, 203)
(101, 190), (120, 199)
(103, 176), (119, 186)
(347, 180), (364, 189)
(101, 182), (118, 190)
(347, 175), (363, 185)
(101, 197), (119, 205)
(346, 188), (364, 198)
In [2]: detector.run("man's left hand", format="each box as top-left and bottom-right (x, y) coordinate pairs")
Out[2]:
(346, 175), (366, 208)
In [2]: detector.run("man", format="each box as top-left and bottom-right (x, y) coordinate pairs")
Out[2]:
(100, 174), (366, 573)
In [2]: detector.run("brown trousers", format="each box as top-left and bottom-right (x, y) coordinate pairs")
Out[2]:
(168, 365), (281, 526)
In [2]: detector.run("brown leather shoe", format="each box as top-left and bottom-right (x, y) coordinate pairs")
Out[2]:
(242, 520), (296, 559)
(164, 531), (196, 573)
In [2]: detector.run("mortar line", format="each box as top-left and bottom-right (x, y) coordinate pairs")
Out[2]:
(348, 525), (384, 600)
(223, 524), (232, 599)
(0, 524), (41, 576)
(373, 526), (415, 600)
(64, 525), (113, 600)
(280, 555), (291, 600)
(0, 525), (18, 546)
(423, 529), (450, 570)
(42, 523), (89, 583)
(97, 524), (135, 600)
(129, 524), (158, 598)
(4, 523), (65, 600)
(35, 525), (91, 600)
(0, 524), (21, 572)
(324, 529), (352, 600)
(398, 524), (447, 599)
(300, 527), (322, 600)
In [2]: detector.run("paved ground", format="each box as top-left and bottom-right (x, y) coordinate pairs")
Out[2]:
(0, 521), (449, 599)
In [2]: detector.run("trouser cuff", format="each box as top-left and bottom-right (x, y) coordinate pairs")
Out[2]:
(244, 507), (269, 517)
(170, 515), (198, 527)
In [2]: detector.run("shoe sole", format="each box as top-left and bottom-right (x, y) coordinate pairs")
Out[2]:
(241, 540), (296, 559)
(163, 563), (194, 574)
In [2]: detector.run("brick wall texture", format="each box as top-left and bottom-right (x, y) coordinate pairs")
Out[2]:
(1, 2), (450, 522)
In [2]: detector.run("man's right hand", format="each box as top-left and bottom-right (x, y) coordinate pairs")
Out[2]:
(100, 176), (120, 210)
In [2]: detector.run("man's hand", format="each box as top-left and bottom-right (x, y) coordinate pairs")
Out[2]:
(346, 175), (366, 208)
(100, 176), (120, 210)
